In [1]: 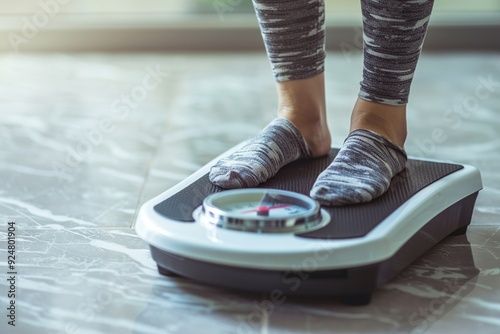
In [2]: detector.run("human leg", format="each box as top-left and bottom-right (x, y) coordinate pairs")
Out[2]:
(311, 0), (434, 205)
(210, 0), (330, 188)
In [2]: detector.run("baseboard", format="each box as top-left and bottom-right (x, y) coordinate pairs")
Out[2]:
(1, 13), (498, 52)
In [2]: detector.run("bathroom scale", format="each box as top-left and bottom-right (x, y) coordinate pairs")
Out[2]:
(135, 144), (482, 305)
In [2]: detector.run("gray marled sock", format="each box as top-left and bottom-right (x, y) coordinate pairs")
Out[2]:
(310, 129), (407, 206)
(209, 118), (312, 188)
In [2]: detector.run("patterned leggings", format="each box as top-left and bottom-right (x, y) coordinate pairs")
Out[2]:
(252, 0), (435, 105)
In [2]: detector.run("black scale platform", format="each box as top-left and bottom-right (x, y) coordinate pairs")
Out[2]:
(155, 149), (465, 238)
(149, 149), (478, 304)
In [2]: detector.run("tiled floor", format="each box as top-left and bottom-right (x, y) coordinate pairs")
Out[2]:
(0, 52), (499, 334)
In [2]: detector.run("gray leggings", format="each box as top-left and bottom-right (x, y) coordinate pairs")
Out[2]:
(252, 0), (435, 105)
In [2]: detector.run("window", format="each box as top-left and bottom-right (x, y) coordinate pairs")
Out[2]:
(1, 0), (498, 52)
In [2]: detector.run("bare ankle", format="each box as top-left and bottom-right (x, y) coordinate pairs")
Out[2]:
(350, 98), (407, 148)
(275, 74), (331, 157)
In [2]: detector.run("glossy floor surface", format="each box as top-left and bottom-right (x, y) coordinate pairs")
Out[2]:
(0, 52), (499, 334)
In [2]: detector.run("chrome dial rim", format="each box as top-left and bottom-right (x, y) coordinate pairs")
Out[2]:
(198, 189), (327, 233)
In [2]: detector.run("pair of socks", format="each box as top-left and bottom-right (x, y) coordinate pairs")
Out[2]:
(209, 118), (407, 206)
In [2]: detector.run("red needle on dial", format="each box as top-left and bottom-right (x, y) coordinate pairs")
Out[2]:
(240, 204), (291, 214)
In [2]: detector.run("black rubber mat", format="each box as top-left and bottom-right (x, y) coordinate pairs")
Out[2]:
(154, 149), (463, 239)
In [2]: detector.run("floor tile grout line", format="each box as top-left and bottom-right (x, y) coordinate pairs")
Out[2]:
(129, 67), (187, 229)
(129, 121), (171, 229)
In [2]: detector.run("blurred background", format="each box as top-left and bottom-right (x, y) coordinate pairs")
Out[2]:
(1, 0), (499, 52)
